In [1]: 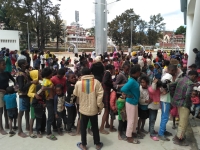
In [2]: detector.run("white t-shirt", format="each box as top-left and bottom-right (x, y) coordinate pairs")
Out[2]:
(40, 55), (45, 64)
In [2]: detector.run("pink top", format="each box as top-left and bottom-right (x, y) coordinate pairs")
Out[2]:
(113, 61), (120, 70)
(148, 85), (160, 103)
(182, 59), (188, 66)
(191, 97), (200, 104)
(89, 62), (92, 69)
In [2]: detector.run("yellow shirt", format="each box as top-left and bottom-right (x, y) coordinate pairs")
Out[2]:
(45, 54), (49, 59)
(42, 78), (53, 100)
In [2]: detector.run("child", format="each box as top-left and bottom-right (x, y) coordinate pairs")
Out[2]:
(3, 86), (18, 136)
(138, 75), (150, 137)
(27, 70), (42, 138)
(117, 93), (127, 140)
(113, 58), (120, 75)
(88, 58), (93, 69)
(148, 79), (162, 141)
(65, 73), (77, 134)
(54, 84), (67, 135)
(109, 89), (117, 132)
(170, 106), (179, 129)
(191, 90), (200, 119)
(73, 67), (104, 150)
(153, 62), (162, 79)
(32, 84), (46, 138)
(41, 67), (57, 140)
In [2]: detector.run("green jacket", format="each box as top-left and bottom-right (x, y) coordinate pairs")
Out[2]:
(117, 97), (125, 120)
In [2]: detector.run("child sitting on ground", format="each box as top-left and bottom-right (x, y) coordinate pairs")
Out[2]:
(117, 93), (127, 140)
(3, 86), (18, 136)
(138, 75), (150, 137)
(32, 84), (46, 138)
(191, 90), (200, 119)
(54, 84), (67, 135)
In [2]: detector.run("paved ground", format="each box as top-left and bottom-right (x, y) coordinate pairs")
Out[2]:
(0, 52), (198, 150)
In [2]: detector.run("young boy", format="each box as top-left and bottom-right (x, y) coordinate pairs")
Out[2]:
(74, 67), (104, 150)
(27, 70), (42, 138)
(41, 67), (56, 140)
(3, 86), (18, 136)
(0, 58), (15, 135)
(32, 84), (46, 138)
(158, 65), (177, 141)
(153, 62), (162, 79)
(54, 84), (67, 135)
(16, 59), (38, 138)
(65, 73), (77, 134)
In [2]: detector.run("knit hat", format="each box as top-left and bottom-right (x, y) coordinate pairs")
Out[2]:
(94, 56), (101, 62)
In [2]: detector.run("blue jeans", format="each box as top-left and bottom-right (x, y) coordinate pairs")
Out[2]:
(149, 109), (158, 136)
(158, 101), (171, 136)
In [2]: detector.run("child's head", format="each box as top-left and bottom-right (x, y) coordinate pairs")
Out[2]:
(149, 65), (154, 71)
(42, 67), (52, 79)
(6, 86), (15, 94)
(89, 58), (93, 62)
(67, 73), (76, 83)
(57, 68), (65, 79)
(167, 64), (177, 77)
(18, 59), (28, 70)
(130, 64), (141, 79)
(154, 63), (160, 69)
(140, 75), (149, 89)
(189, 64), (197, 71)
(55, 84), (63, 96)
(191, 90), (198, 98)
(105, 64), (115, 75)
(164, 60), (170, 67)
(0, 58), (6, 71)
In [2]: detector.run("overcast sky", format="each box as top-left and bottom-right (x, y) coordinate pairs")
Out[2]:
(52, 0), (184, 31)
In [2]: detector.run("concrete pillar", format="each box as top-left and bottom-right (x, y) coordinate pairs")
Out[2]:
(95, 0), (107, 55)
(188, 0), (200, 66)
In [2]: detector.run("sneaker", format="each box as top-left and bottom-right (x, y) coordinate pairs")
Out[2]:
(158, 135), (170, 141)
(150, 136), (159, 141)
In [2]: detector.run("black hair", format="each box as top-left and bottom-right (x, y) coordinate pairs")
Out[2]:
(42, 67), (52, 78)
(0, 58), (5, 64)
(192, 90), (198, 95)
(18, 59), (26, 68)
(149, 65), (154, 69)
(57, 68), (65, 76)
(55, 84), (63, 91)
(130, 64), (141, 74)
(193, 48), (198, 52)
(122, 63), (130, 68)
(66, 72), (74, 79)
(188, 70), (198, 77)
(164, 60), (170, 66)
(139, 75), (149, 85)
(89, 58), (93, 61)
(105, 64), (114, 70)
(6, 86), (15, 94)
(156, 80), (163, 88)
(81, 67), (91, 75)
(75, 53), (78, 57)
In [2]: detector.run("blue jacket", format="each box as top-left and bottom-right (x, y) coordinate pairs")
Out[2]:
(154, 62), (162, 79)
(121, 78), (140, 105)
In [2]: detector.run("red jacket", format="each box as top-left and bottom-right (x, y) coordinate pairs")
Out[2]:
(191, 97), (200, 104)
(110, 90), (117, 111)
(51, 75), (67, 93)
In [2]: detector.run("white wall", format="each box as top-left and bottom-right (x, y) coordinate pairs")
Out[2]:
(0, 30), (20, 50)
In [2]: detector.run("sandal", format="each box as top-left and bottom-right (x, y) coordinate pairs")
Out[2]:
(109, 127), (117, 132)
(173, 139), (189, 146)
(96, 142), (103, 150)
(100, 129), (109, 134)
(9, 131), (16, 137)
(29, 134), (37, 139)
(150, 136), (159, 141)
(46, 134), (57, 141)
(77, 142), (87, 150)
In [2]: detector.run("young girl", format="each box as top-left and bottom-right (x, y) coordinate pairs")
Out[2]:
(3, 86), (18, 136)
(148, 79), (162, 141)
(191, 90), (200, 119)
(113, 58), (120, 75)
(65, 73), (77, 134)
(170, 106), (179, 129)
(138, 75), (150, 137)
(109, 89), (117, 132)
(117, 93), (127, 140)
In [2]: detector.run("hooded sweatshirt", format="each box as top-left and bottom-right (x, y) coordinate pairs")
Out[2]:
(28, 70), (38, 103)
(73, 75), (104, 116)
(154, 62), (162, 79)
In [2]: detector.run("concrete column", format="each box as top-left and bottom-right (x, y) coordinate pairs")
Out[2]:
(185, 15), (193, 55)
(95, 0), (106, 55)
(188, 0), (200, 66)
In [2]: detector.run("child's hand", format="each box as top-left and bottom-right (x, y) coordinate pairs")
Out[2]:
(35, 94), (41, 99)
(145, 100), (150, 103)
(32, 80), (39, 85)
(153, 79), (158, 83)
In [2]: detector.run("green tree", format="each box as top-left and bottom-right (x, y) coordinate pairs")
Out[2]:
(175, 25), (186, 35)
(147, 13), (165, 45)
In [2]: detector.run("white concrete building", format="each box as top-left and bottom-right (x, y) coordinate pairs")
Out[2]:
(0, 30), (20, 50)
(181, 0), (200, 66)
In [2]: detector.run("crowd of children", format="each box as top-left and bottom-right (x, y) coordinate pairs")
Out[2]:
(0, 48), (200, 149)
